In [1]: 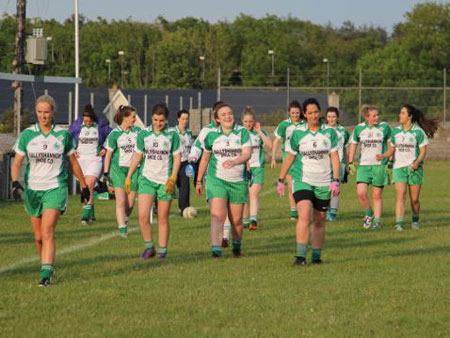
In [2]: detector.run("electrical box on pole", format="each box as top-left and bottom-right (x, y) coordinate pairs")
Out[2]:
(26, 28), (48, 65)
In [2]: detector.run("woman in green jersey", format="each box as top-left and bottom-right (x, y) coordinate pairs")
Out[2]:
(277, 98), (340, 266)
(376, 104), (438, 231)
(126, 103), (181, 259)
(241, 107), (272, 231)
(11, 95), (90, 287)
(103, 106), (141, 238)
(196, 103), (252, 259)
(272, 100), (304, 220)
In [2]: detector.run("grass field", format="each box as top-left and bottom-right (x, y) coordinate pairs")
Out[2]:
(1, 161), (450, 337)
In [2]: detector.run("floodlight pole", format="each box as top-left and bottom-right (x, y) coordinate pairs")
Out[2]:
(74, 0), (80, 120)
(13, 0), (26, 136)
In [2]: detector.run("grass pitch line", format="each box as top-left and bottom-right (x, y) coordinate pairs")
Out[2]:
(0, 187), (276, 274)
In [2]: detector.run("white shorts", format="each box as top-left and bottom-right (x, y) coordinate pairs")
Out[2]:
(78, 157), (103, 178)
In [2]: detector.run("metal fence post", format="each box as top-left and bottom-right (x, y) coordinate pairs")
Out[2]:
(217, 67), (221, 101)
(68, 91), (73, 125)
(165, 95), (169, 107)
(180, 96), (183, 110)
(90, 92), (94, 107)
(189, 97), (193, 110)
(127, 94), (131, 104)
(198, 92), (202, 128)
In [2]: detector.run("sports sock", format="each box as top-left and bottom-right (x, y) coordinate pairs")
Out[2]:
(373, 218), (381, 226)
(211, 245), (222, 257)
(242, 218), (250, 228)
(311, 248), (322, 262)
(412, 214), (419, 223)
(91, 203), (95, 219)
(232, 239), (242, 251)
(223, 222), (231, 240)
(144, 240), (154, 250)
(82, 204), (92, 219)
(364, 208), (374, 218)
(40, 264), (53, 280)
(395, 218), (404, 228)
(290, 208), (298, 218)
(329, 208), (337, 216)
(296, 243), (308, 258)
(249, 215), (257, 223)
(118, 224), (127, 234)
(157, 247), (167, 254)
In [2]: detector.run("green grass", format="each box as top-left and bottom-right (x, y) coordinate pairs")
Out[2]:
(1, 161), (450, 337)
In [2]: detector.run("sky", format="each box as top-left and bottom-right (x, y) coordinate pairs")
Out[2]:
(2, 0), (447, 32)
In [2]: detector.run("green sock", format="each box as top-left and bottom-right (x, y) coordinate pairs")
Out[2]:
(91, 203), (95, 219)
(296, 243), (308, 258)
(374, 218), (381, 226)
(249, 216), (257, 223)
(311, 248), (322, 262)
(329, 208), (337, 216)
(119, 226), (127, 234)
(396, 218), (404, 228)
(364, 208), (374, 218)
(412, 214), (419, 223)
(40, 264), (53, 280)
(243, 218), (250, 227)
(158, 247), (167, 254)
(290, 208), (298, 218)
(211, 245), (222, 257)
(232, 239), (242, 251)
(82, 205), (92, 219)
(144, 240), (154, 250)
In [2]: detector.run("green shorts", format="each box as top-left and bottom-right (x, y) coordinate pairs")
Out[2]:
(357, 165), (386, 187)
(292, 180), (331, 201)
(206, 175), (248, 204)
(24, 186), (68, 217)
(111, 165), (139, 191)
(393, 166), (424, 185)
(138, 176), (173, 201)
(250, 167), (264, 185)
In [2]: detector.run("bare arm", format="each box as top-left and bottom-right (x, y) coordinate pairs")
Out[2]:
(278, 152), (295, 180)
(68, 153), (87, 188)
(412, 146), (427, 170)
(330, 151), (340, 181)
(126, 152), (143, 179)
(196, 151), (211, 195)
(258, 130), (273, 150)
(103, 150), (113, 173)
(223, 146), (252, 169)
(271, 137), (281, 169)
(11, 154), (24, 182)
(376, 144), (395, 161)
(347, 143), (357, 164)
(171, 153), (181, 177)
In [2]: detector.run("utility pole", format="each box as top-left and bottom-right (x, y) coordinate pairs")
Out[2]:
(12, 0), (26, 136)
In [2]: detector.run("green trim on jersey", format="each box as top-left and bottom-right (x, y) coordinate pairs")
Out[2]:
(274, 118), (306, 153)
(289, 126), (338, 187)
(325, 124), (349, 164)
(105, 125), (141, 168)
(350, 121), (391, 165)
(204, 124), (251, 183)
(248, 128), (268, 168)
(15, 123), (75, 191)
(135, 125), (181, 184)
(390, 123), (429, 169)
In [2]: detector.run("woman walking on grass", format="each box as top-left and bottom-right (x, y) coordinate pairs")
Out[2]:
(11, 95), (89, 287)
(103, 105), (141, 238)
(277, 98), (340, 266)
(376, 104), (438, 231)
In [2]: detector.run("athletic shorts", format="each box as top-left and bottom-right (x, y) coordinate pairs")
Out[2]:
(78, 156), (103, 178)
(250, 167), (264, 185)
(110, 165), (139, 191)
(138, 176), (173, 201)
(24, 186), (68, 217)
(206, 175), (248, 204)
(292, 181), (330, 212)
(393, 166), (424, 185)
(357, 165), (386, 187)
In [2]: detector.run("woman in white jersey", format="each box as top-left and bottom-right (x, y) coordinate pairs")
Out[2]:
(126, 103), (181, 259)
(11, 95), (90, 287)
(376, 104), (438, 231)
(241, 107), (272, 231)
(324, 107), (350, 221)
(103, 106), (141, 238)
(68, 104), (111, 225)
(272, 100), (305, 220)
(277, 98), (340, 266)
(196, 103), (252, 259)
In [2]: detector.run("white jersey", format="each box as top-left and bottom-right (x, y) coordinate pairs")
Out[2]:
(390, 124), (429, 169)
(77, 123), (101, 158)
(171, 126), (193, 162)
(189, 121), (218, 162)
(349, 121), (391, 165)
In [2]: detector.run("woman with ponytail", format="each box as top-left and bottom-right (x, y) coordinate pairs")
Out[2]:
(376, 104), (438, 230)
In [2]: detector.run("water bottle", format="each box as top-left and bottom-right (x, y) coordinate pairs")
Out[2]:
(185, 164), (195, 178)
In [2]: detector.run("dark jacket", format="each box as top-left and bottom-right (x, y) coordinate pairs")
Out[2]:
(68, 115), (112, 148)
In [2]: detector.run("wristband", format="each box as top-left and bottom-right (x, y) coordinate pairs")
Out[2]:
(278, 178), (285, 183)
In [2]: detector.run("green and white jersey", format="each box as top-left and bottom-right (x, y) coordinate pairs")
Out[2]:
(189, 120), (218, 161)
(248, 129), (268, 168)
(14, 124), (75, 191)
(171, 126), (193, 162)
(349, 121), (391, 165)
(105, 125), (141, 167)
(324, 124), (350, 163)
(77, 123), (101, 158)
(274, 118), (306, 153)
(289, 126), (338, 187)
(204, 124), (251, 183)
(135, 125), (181, 184)
(390, 123), (429, 169)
